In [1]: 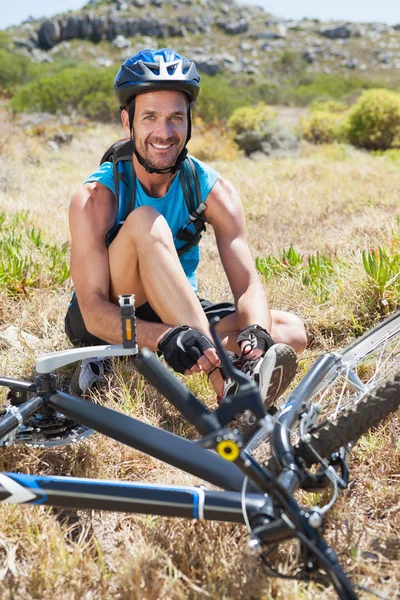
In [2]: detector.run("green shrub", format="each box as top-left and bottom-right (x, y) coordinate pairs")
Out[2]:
(228, 103), (277, 136)
(0, 49), (34, 94)
(11, 65), (118, 121)
(256, 246), (337, 303)
(300, 110), (348, 144)
(195, 74), (256, 122)
(0, 212), (70, 295)
(289, 74), (375, 106)
(309, 100), (348, 113)
(347, 89), (400, 150)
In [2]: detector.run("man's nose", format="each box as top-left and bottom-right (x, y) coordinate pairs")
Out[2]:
(154, 118), (174, 139)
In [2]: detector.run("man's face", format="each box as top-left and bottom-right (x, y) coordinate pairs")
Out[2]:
(130, 90), (188, 171)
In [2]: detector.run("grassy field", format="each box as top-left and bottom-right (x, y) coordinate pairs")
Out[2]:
(0, 110), (399, 599)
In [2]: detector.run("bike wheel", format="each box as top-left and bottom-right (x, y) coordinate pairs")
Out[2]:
(296, 311), (400, 465)
(296, 372), (400, 466)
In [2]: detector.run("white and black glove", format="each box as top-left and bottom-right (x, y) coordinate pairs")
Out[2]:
(158, 325), (215, 374)
(237, 324), (275, 355)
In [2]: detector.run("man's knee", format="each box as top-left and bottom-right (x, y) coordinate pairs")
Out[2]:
(123, 206), (173, 246)
(271, 311), (307, 353)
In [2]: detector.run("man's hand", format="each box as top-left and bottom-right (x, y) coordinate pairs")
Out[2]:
(158, 326), (220, 375)
(237, 324), (275, 358)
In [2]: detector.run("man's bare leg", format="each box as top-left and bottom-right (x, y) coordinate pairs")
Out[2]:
(108, 206), (217, 374)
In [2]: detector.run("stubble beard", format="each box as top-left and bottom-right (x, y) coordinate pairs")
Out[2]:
(134, 134), (183, 170)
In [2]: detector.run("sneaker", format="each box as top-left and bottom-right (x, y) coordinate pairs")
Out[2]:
(69, 357), (106, 397)
(223, 343), (298, 426)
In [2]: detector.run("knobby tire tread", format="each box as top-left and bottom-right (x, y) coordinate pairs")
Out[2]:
(295, 372), (400, 466)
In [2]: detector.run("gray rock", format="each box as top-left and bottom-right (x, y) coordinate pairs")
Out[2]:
(303, 50), (315, 64)
(240, 42), (253, 51)
(220, 53), (237, 64)
(47, 140), (60, 152)
(244, 65), (259, 75)
(0, 326), (41, 352)
(31, 47), (53, 62)
(13, 37), (37, 51)
(194, 57), (220, 75)
(218, 18), (249, 35)
(320, 24), (352, 39)
(50, 132), (73, 145)
(38, 20), (61, 49)
(249, 151), (268, 161)
(97, 56), (113, 67)
(92, 16), (107, 42)
(256, 31), (284, 40)
(0, 177), (9, 192)
(60, 16), (82, 39)
(342, 59), (357, 69)
(112, 34), (131, 48)
(236, 131), (263, 155)
(80, 14), (95, 38)
(116, 0), (129, 9)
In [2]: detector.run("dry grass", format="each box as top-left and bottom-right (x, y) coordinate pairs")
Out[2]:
(0, 109), (399, 599)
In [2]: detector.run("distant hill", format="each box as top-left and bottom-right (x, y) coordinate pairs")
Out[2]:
(6, 0), (400, 83)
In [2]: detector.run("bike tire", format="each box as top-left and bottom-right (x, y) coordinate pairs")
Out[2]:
(262, 311), (400, 466)
(296, 371), (400, 466)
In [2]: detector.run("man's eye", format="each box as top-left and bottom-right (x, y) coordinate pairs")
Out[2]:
(144, 115), (155, 120)
(171, 115), (183, 121)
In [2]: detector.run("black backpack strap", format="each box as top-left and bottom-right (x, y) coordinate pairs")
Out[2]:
(103, 139), (136, 244)
(176, 157), (207, 256)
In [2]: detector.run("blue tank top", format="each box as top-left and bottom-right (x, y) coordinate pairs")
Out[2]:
(84, 156), (219, 293)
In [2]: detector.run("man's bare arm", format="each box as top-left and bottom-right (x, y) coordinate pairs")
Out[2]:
(69, 182), (170, 349)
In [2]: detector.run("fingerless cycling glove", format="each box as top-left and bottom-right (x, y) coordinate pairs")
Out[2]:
(158, 325), (214, 374)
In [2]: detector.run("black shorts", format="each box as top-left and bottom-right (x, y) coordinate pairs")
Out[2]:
(65, 294), (235, 347)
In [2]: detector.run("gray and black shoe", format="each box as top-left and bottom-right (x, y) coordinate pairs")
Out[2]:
(223, 343), (298, 427)
(69, 357), (107, 397)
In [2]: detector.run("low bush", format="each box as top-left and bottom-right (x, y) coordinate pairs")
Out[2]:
(0, 48), (35, 94)
(227, 103), (299, 156)
(0, 212), (70, 296)
(309, 99), (349, 113)
(11, 65), (118, 121)
(346, 89), (400, 150)
(227, 103), (277, 137)
(195, 74), (255, 123)
(300, 110), (348, 144)
(188, 118), (239, 162)
(289, 73), (375, 106)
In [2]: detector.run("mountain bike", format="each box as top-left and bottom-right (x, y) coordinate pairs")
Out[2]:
(0, 295), (399, 600)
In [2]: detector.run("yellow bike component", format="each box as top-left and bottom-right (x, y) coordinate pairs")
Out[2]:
(216, 440), (240, 461)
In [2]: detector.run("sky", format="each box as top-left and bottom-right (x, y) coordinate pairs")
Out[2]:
(0, 0), (399, 30)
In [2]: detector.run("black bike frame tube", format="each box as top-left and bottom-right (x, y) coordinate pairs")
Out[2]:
(48, 392), (261, 494)
(0, 473), (266, 522)
(0, 377), (37, 393)
(0, 396), (44, 440)
(134, 349), (213, 434)
(273, 354), (339, 479)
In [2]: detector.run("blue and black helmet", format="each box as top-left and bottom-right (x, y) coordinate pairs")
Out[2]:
(114, 48), (200, 108)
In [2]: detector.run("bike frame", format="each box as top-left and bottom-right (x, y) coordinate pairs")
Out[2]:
(0, 329), (368, 599)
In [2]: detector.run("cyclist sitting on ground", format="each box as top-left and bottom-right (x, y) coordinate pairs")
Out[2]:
(65, 48), (307, 413)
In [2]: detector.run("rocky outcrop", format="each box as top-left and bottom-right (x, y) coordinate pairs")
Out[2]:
(319, 24), (352, 39)
(217, 18), (249, 35)
(36, 14), (192, 49)
(8, 1), (400, 77)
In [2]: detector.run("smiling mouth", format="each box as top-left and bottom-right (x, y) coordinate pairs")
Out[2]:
(150, 143), (173, 149)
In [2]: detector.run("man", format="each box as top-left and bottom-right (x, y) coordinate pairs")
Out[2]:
(65, 48), (306, 415)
